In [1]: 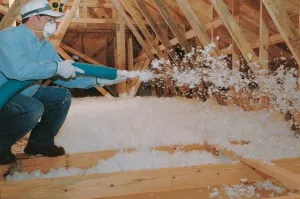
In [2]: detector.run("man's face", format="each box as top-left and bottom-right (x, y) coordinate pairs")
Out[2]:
(30, 15), (56, 31)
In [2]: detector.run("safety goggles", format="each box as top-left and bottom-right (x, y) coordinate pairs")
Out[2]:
(37, 14), (56, 23)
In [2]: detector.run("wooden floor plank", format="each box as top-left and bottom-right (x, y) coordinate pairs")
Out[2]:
(0, 163), (265, 199)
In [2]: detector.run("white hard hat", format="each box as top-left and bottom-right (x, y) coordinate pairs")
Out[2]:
(20, 0), (64, 19)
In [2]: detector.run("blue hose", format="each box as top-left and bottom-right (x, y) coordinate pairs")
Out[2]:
(0, 62), (118, 110)
(73, 62), (117, 80)
(0, 80), (33, 110)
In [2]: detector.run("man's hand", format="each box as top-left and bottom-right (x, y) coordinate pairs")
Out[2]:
(56, 60), (85, 79)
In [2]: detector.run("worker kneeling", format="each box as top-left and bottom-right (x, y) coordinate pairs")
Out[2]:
(0, 0), (125, 165)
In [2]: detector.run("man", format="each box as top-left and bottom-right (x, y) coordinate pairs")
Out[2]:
(0, 0), (125, 165)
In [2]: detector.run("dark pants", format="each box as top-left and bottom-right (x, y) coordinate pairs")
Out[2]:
(0, 86), (71, 152)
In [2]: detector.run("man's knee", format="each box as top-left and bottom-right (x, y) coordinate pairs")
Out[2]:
(61, 88), (71, 105)
(25, 100), (44, 124)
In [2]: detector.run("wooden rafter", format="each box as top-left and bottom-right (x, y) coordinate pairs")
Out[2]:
(152, 0), (191, 53)
(121, 0), (164, 58)
(134, 0), (176, 60)
(262, 0), (300, 84)
(111, 0), (154, 59)
(0, 0), (27, 30)
(210, 0), (259, 66)
(176, 0), (219, 56)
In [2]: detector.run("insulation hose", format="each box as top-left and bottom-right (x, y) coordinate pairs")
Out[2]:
(0, 62), (118, 110)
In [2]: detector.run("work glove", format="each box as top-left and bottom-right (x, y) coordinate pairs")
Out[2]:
(96, 70), (127, 86)
(56, 60), (85, 79)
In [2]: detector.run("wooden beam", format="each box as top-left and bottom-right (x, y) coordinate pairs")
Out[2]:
(110, 0), (154, 60)
(210, 0), (259, 65)
(262, 195), (300, 199)
(262, 0), (300, 86)
(60, 43), (103, 65)
(176, 0), (219, 56)
(241, 158), (300, 191)
(0, 0), (28, 30)
(259, 0), (269, 70)
(50, 0), (81, 48)
(152, 0), (191, 52)
(121, 0), (164, 58)
(115, 16), (126, 95)
(134, 0), (176, 60)
(1, 143), (218, 177)
(0, 163), (265, 199)
(59, 43), (115, 97)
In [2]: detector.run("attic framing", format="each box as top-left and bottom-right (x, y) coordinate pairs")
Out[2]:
(1, 0), (300, 198)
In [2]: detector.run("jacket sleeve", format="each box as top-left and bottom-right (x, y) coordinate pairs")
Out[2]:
(0, 36), (58, 81)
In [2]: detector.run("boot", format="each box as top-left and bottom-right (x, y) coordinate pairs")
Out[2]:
(24, 142), (65, 157)
(0, 150), (16, 165)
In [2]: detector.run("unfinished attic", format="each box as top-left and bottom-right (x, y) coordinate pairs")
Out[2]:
(1, 0), (300, 198)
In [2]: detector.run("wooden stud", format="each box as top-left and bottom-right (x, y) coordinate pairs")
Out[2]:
(0, 0), (28, 30)
(176, 0), (219, 56)
(152, 0), (191, 52)
(111, 0), (154, 59)
(259, 0), (269, 70)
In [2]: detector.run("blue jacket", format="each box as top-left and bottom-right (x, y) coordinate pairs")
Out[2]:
(0, 24), (98, 97)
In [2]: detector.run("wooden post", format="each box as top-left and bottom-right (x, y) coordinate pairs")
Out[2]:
(259, 0), (269, 70)
(127, 35), (134, 72)
(115, 16), (126, 95)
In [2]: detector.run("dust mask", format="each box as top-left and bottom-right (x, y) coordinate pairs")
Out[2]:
(43, 22), (56, 38)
